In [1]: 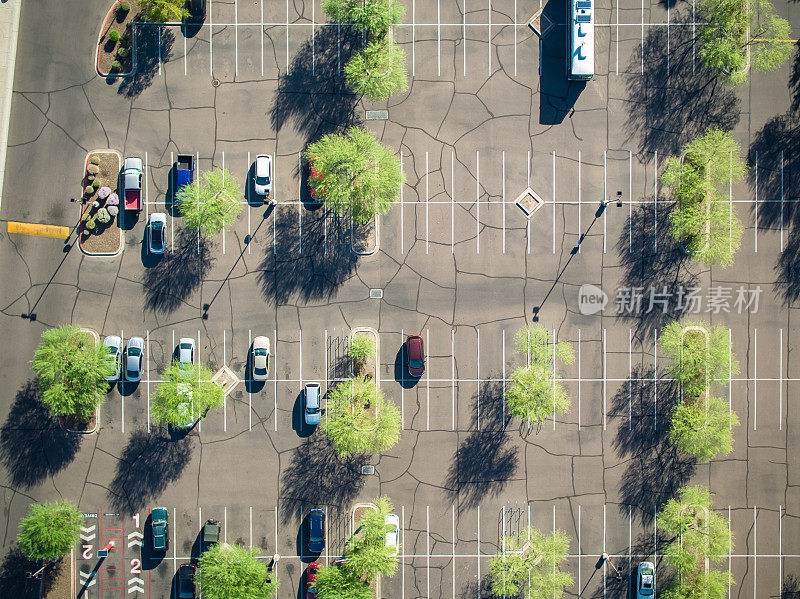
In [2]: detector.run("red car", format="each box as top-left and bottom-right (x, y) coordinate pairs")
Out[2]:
(406, 335), (425, 377)
(308, 157), (326, 200)
(306, 562), (320, 599)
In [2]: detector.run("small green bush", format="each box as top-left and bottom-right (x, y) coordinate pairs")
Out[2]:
(110, 60), (122, 72)
(85, 220), (96, 231)
(86, 174), (95, 183)
(119, 2), (130, 13)
(349, 334), (376, 363)
(92, 179), (101, 190)
(108, 30), (120, 42)
(96, 208), (111, 224)
(84, 185), (94, 195)
(116, 47), (129, 59)
(81, 211), (92, 222)
(86, 163), (100, 175)
(89, 155), (100, 165)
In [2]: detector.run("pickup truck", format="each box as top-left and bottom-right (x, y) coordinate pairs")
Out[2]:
(175, 154), (194, 188)
(122, 157), (143, 211)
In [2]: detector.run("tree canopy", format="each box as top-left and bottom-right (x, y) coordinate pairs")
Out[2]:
(198, 543), (278, 599)
(699, 0), (792, 84)
(31, 325), (113, 420)
(669, 395), (739, 462)
(176, 168), (243, 237)
(344, 38), (409, 101)
(314, 564), (372, 599)
(151, 361), (224, 427)
(321, 375), (401, 456)
(487, 526), (573, 599)
(342, 496), (398, 581)
(304, 127), (403, 225)
(322, 0), (405, 38)
(17, 500), (82, 561)
(139, 0), (189, 22)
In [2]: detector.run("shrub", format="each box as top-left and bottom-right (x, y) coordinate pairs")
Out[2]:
(96, 208), (112, 224)
(86, 164), (100, 175)
(349, 334), (376, 369)
(86, 174), (95, 183)
(81, 211), (92, 222)
(97, 186), (112, 200)
(108, 29), (120, 42)
(18, 500), (82, 561)
(116, 47), (129, 59)
(106, 193), (119, 205)
(119, 2), (131, 13)
(110, 60), (122, 72)
(85, 219), (96, 231)
(89, 155), (100, 165)
(84, 185), (94, 195)
(107, 205), (119, 216)
(92, 179), (101, 189)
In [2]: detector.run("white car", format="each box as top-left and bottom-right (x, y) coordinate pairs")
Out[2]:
(125, 336), (145, 382)
(385, 513), (400, 555)
(147, 212), (167, 254)
(254, 154), (272, 197)
(636, 561), (655, 599)
(177, 338), (196, 377)
(251, 336), (270, 381)
(304, 383), (321, 426)
(103, 335), (122, 382)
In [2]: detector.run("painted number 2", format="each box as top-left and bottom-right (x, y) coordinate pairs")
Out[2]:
(130, 558), (141, 575)
(82, 545), (93, 560)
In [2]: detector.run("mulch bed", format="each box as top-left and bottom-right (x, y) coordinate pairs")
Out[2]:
(80, 152), (122, 255)
(352, 217), (377, 254)
(97, 0), (141, 76)
(42, 559), (72, 599)
(60, 412), (97, 433)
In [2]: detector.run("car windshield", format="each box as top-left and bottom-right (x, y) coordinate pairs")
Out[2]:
(256, 174), (269, 185)
(254, 366), (267, 376)
(128, 347), (141, 357)
(254, 348), (267, 357)
(410, 359), (424, 368)
(306, 406), (320, 414)
(641, 566), (653, 576)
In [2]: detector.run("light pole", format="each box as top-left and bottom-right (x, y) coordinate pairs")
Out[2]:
(601, 552), (623, 581)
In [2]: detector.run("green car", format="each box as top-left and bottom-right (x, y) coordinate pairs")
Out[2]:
(151, 507), (169, 551)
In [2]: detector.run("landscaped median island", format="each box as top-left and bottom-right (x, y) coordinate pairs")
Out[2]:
(80, 151), (122, 256)
(96, 0), (139, 76)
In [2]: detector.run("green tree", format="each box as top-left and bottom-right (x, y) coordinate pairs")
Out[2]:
(315, 564), (372, 599)
(349, 334), (376, 363)
(505, 326), (575, 426)
(304, 127), (403, 225)
(699, 0), (791, 85)
(658, 321), (737, 398)
(321, 375), (401, 456)
(31, 325), (113, 421)
(342, 496), (398, 581)
(139, 0), (189, 22)
(322, 0), (405, 38)
(17, 500), (82, 561)
(176, 168), (243, 237)
(658, 486), (733, 599)
(661, 129), (746, 267)
(198, 542), (278, 599)
(151, 361), (224, 427)
(670, 395), (739, 462)
(345, 38), (409, 101)
(487, 526), (573, 599)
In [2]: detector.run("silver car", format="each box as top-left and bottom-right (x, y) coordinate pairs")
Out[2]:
(147, 212), (167, 254)
(177, 338), (196, 378)
(125, 336), (145, 382)
(251, 336), (270, 381)
(254, 154), (272, 197)
(103, 335), (122, 382)
(384, 513), (400, 555)
(304, 383), (321, 426)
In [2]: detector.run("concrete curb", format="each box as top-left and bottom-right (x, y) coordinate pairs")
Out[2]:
(78, 149), (124, 257)
(59, 328), (102, 435)
(94, 0), (137, 78)
(0, 0), (22, 212)
(352, 214), (380, 256)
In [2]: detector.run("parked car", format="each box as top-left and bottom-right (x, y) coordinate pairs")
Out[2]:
(125, 336), (145, 382)
(406, 334), (425, 377)
(150, 507), (169, 551)
(175, 154), (194, 187)
(384, 513), (400, 555)
(186, 0), (206, 22)
(251, 336), (270, 381)
(176, 564), (196, 598)
(175, 401), (196, 431)
(308, 156), (326, 200)
(122, 156), (143, 211)
(254, 154), (273, 198)
(103, 335), (122, 382)
(308, 508), (325, 553)
(147, 212), (167, 254)
(306, 562), (320, 599)
(304, 382), (321, 426)
(636, 562), (655, 599)
(177, 338), (196, 377)
(202, 519), (220, 551)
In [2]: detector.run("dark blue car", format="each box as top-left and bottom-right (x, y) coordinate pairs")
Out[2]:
(308, 509), (325, 553)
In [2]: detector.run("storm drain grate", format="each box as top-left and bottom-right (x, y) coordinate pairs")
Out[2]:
(369, 289), (383, 299)
(361, 465), (375, 475)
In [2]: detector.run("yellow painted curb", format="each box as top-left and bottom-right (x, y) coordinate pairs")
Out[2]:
(7, 221), (70, 239)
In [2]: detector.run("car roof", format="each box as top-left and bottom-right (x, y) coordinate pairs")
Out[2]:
(127, 337), (144, 348)
(104, 335), (122, 347)
(152, 507), (168, 518)
(149, 212), (166, 224)
(253, 336), (270, 350)
(179, 338), (195, 347)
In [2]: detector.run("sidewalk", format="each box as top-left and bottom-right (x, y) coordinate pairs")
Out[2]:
(0, 0), (21, 212)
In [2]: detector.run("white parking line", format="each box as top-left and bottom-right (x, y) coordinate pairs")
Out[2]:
(487, 0), (492, 73)
(146, 330), (151, 433)
(476, 506), (480, 590)
(755, 151), (759, 252)
(451, 330), (455, 430)
(184, 32), (187, 77)
(274, 329), (278, 431)
(502, 330), (506, 426)
(401, 328), (405, 429)
(121, 328), (125, 433)
(223, 330), (227, 431)
(285, 0), (289, 72)
(754, 328), (758, 430)
(628, 150), (632, 252)
(527, 151), (531, 254)
(602, 328), (607, 430)
(476, 328), (480, 429)
(198, 329), (202, 432)
(666, 3), (670, 77)
(234, 0), (240, 75)
(401, 505), (405, 599)
(779, 329), (783, 430)
(779, 505), (783, 595)
(222, 153), (226, 255)
(427, 505), (430, 599)
(312, 0), (315, 76)
(249, 329), (253, 431)
(426, 328), (430, 430)
(412, 0), (416, 75)
(781, 151), (785, 251)
(729, 328), (733, 429)
(400, 150), (404, 254)
(209, 2), (213, 77)
(577, 328), (581, 430)
(603, 504), (607, 597)
(145, 152), (149, 221)
(249, 506), (253, 548)
(552, 329), (556, 429)
(578, 150), (582, 252)
(628, 328), (632, 428)
(514, 0), (517, 76)
(502, 151), (506, 253)
(172, 507), (177, 573)
(615, 0), (619, 74)
(640, 0), (644, 74)
(602, 150), (606, 253)
(578, 505), (582, 591)
(476, 151), (480, 254)
(754, 506), (757, 599)
(260, 0), (264, 76)
(462, 0), (466, 76)
(452, 505), (456, 599)
(437, 0), (441, 76)
(552, 151), (556, 253)
(653, 328), (658, 429)
(299, 328), (303, 391)
(170, 151), (175, 252)
(224, 506), (228, 544)
(451, 152), (454, 253)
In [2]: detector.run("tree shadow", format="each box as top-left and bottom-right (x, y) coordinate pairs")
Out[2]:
(257, 207), (361, 305)
(625, 15), (739, 157)
(614, 200), (700, 337)
(0, 546), (41, 599)
(118, 24), (175, 98)
(0, 380), (81, 488)
(609, 366), (696, 526)
(108, 429), (194, 513)
(279, 437), (365, 524)
(539, 0), (586, 125)
(444, 379), (518, 512)
(783, 574), (800, 599)
(143, 228), (214, 314)
(270, 24), (363, 144)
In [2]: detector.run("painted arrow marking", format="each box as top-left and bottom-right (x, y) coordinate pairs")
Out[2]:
(127, 577), (144, 594)
(79, 570), (97, 587)
(127, 531), (143, 547)
(80, 525), (96, 541)
(81, 525), (96, 533)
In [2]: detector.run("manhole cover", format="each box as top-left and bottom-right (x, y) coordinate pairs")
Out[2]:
(369, 289), (383, 299)
(211, 78), (221, 87)
(515, 187), (545, 219)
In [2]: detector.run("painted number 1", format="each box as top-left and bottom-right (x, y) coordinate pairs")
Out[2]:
(132, 512), (140, 528)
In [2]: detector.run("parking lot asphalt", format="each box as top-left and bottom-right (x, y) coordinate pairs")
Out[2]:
(2, 0), (800, 597)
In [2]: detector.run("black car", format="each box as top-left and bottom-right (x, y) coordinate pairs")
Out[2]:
(308, 508), (325, 553)
(186, 0), (206, 21)
(176, 564), (196, 598)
